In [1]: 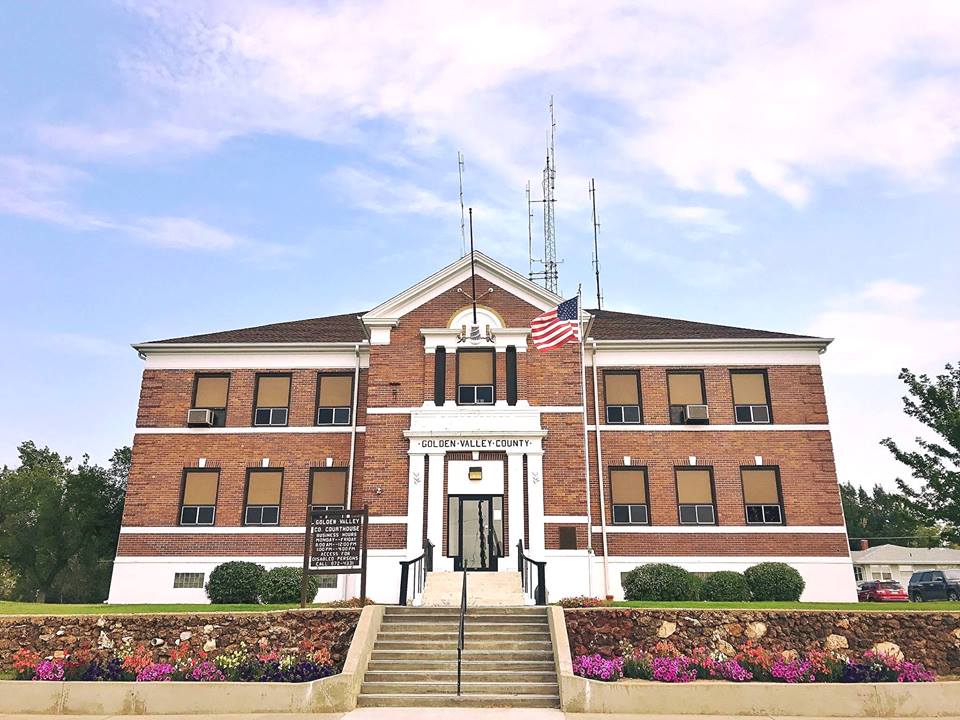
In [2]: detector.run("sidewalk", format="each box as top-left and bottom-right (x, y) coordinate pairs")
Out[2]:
(2, 713), (958, 720)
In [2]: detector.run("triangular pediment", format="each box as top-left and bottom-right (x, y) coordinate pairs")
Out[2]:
(362, 252), (561, 325)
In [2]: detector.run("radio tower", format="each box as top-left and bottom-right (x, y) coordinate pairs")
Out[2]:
(528, 98), (560, 294)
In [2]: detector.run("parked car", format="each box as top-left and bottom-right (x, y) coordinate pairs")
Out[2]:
(907, 569), (960, 602)
(857, 580), (908, 602)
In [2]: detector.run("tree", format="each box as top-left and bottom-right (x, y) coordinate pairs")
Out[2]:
(0, 442), (128, 602)
(881, 363), (960, 543)
(839, 481), (935, 549)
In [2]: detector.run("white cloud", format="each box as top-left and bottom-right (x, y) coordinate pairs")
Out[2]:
(34, 1), (960, 208)
(327, 167), (455, 217)
(650, 204), (740, 236)
(126, 216), (245, 251)
(857, 279), (926, 306)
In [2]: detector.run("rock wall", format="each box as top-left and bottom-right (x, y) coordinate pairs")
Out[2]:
(0, 609), (360, 671)
(565, 608), (960, 675)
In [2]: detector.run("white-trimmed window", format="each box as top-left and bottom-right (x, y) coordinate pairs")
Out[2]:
(173, 572), (205, 589)
(457, 349), (494, 405)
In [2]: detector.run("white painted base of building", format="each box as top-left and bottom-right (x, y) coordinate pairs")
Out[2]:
(107, 552), (857, 604)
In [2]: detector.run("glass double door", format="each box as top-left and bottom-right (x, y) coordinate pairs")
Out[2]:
(449, 494), (503, 571)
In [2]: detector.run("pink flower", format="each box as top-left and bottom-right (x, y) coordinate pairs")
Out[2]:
(572, 654), (623, 682)
(188, 660), (224, 682)
(651, 656), (697, 683)
(32, 660), (64, 681)
(136, 663), (174, 682)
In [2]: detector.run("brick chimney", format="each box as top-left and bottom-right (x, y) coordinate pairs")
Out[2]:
(858, 539), (869, 550)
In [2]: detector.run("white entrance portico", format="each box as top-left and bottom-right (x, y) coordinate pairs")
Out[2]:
(404, 405), (548, 572)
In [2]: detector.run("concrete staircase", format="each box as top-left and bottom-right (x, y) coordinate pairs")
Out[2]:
(420, 570), (526, 607)
(358, 605), (559, 707)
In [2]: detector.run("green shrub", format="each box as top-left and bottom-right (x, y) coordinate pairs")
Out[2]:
(701, 571), (751, 601)
(205, 561), (266, 604)
(621, 563), (702, 601)
(744, 562), (805, 601)
(257, 566), (320, 604)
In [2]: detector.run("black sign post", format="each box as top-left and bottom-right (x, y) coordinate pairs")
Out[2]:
(300, 505), (368, 608)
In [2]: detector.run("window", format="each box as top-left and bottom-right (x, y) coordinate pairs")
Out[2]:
(676, 468), (716, 525)
(180, 469), (218, 526)
(434, 346), (446, 406)
(191, 374), (229, 426)
(558, 526), (578, 550)
(853, 566), (863, 582)
(505, 345), (518, 406)
(741, 467), (784, 524)
(316, 575), (337, 589)
(667, 371), (707, 424)
(173, 572), (205, 589)
(254, 374), (290, 426)
(604, 372), (641, 424)
(245, 469), (282, 525)
(731, 370), (771, 424)
(457, 349), (494, 405)
(610, 467), (649, 524)
(316, 374), (352, 425)
(310, 468), (347, 512)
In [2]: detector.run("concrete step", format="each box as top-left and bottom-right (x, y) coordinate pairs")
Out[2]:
(356, 693), (560, 708)
(361, 680), (559, 696)
(374, 639), (553, 651)
(370, 648), (555, 661)
(364, 670), (559, 683)
(382, 617), (548, 627)
(384, 606), (545, 616)
(367, 659), (557, 672)
(376, 630), (550, 641)
(421, 571), (526, 607)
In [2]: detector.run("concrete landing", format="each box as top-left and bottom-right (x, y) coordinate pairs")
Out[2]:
(420, 571), (526, 607)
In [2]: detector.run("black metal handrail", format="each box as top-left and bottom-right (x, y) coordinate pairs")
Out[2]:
(457, 567), (467, 695)
(517, 539), (547, 605)
(397, 540), (433, 606)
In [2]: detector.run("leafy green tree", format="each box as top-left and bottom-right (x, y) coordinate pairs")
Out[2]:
(0, 442), (128, 602)
(881, 363), (960, 543)
(839, 481), (935, 549)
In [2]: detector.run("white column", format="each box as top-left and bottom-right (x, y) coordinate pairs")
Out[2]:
(526, 452), (545, 556)
(507, 451), (525, 562)
(405, 453), (425, 555)
(426, 452), (451, 570)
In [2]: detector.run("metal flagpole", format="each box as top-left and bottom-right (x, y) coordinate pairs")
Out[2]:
(576, 284), (594, 596)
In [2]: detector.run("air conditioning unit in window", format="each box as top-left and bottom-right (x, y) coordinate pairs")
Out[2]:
(684, 404), (710, 423)
(187, 408), (215, 426)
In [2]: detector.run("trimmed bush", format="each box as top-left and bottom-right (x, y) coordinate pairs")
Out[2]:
(205, 561), (266, 604)
(258, 566), (320, 604)
(744, 562), (805, 601)
(622, 563), (702, 601)
(701, 571), (751, 602)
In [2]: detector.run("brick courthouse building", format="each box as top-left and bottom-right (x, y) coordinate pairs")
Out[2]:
(108, 252), (856, 603)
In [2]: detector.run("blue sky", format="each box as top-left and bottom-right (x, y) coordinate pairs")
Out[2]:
(2, 1), (959, 491)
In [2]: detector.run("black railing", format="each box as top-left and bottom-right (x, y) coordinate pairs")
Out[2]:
(517, 539), (547, 605)
(397, 540), (433, 606)
(457, 567), (467, 695)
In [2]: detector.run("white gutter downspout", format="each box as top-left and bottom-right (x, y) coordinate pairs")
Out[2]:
(344, 343), (362, 601)
(591, 340), (611, 598)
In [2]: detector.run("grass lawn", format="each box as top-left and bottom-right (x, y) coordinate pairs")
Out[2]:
(0, 601), (352, 616)
(610, 600), (960, 611)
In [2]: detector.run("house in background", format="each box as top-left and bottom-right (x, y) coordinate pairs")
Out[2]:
(850, 544), (960, 585)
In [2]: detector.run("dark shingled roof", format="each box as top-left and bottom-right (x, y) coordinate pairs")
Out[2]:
(587, 309), (814, 341)
(144, 312), (368, 345)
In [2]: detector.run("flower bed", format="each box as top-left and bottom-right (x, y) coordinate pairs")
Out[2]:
(12, 637), (335, 683)
(573, 640), (936, 684)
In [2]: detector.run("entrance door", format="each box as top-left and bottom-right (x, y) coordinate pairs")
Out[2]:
(450, 495), (503, 571)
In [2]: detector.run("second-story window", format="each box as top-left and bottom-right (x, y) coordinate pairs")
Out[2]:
(667, 371), (708, 425)
(731, 370), (771, 423)
(610, 467), (649, 524)
(457, 349), (494, 405)
(316, 374), (352, 425)
(742, 467), (784, 524)
(676, 468), (716, 525)
(245, 469), (282, 525)
(604, 371), (641, 424)
(190, 374), (229, 427)
(180, 469), (219, 525)
(310, 468), (347, 511)
(254, 374), (291, 426)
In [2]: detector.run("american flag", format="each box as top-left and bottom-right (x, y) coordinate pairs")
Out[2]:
(531, 296), (580, 350)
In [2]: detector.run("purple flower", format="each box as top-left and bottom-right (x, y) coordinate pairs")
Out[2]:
(771, 658), (817, 683)
(651, 656), (698, 683)
(896, 662), (936, 683)
(136, 663), (174, 682)
(188, 661), (225, 682)
(718, 659), (753, 682)
(572, 654), (623, 682)
(32, 660), (65, 681)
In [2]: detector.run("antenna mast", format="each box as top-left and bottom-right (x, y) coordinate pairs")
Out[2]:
(589, 178), (602, 309)
(458, 152), (467, 257)
(527, 97), (560, 294)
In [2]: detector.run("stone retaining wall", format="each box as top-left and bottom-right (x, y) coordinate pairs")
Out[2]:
(0, 609), (360, 671)
(564, 609), (960, 675)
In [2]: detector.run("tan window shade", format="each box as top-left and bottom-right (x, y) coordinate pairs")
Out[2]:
(610, 469), (647, 504)
(319, 375), (352, 406)
(732, 372), (768, 404)
(247, 470), (282, 504)
(256, 376), (290, 407)
(677, 469), (713, 504)
(311, 470), (347, 505)
(459, 351), (494, 384)
(668, 373), (704, 404)
(742, 469), (780, 504)
(195, 376), (228, 408)
(605, 373), (639, 404)
(183, 471), (218, 505)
